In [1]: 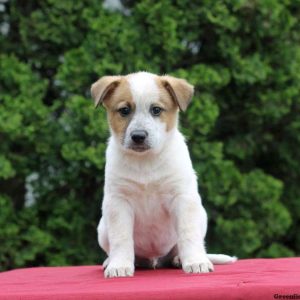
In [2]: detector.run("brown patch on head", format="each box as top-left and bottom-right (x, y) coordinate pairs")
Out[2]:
(160, 75), (194, 111)
(155, 77), (179, 131)
(106, 79), (135, 141)
(91, 76), (134, 141)
(91, 76), (122, 108)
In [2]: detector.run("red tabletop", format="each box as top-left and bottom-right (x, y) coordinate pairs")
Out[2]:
(0, 258), (299, 300)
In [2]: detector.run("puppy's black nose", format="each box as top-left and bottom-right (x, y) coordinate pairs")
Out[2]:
(131, 130), (148, 144)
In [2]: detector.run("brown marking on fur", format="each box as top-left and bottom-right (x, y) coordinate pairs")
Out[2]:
(160, 75), (194, 111)
(155, 77), (179, 131)
(91, 76), (122, 107)
(105, 78), (135, 141)
(91, 76), (135, 141)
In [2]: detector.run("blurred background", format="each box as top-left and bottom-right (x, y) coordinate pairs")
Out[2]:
(0, 0), (300, 271)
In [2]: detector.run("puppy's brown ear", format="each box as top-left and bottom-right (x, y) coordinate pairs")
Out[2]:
(91, 76), (121, 108)
(161, 75), (194, 111)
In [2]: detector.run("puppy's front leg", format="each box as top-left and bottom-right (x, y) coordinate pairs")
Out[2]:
(173, 195), (213, 273)
(104, 196), (135, 278)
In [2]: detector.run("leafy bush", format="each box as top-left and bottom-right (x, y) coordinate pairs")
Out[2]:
(0, 0), (299, 270)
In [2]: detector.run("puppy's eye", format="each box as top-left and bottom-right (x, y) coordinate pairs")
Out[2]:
(118, 106), (131, 117)
(151, 106), (162, 116)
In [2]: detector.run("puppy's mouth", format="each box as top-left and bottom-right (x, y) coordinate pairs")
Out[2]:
(128, 144), (150, 153)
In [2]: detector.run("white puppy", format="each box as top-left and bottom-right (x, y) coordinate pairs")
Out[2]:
(91, 72), (236, 278)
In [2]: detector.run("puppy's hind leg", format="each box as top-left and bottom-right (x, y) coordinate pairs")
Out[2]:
(98, 218), (109, 252)
(102, 257), (110, 269)
(151, 246), (182, 269)
(97, 217), (110, 268)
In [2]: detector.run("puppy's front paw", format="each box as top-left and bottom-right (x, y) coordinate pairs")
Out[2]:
(182, 256), (214, 274)
(104, 262), (134, 278)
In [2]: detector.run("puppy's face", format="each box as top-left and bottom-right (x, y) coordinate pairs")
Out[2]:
(91, 72), (194, 154)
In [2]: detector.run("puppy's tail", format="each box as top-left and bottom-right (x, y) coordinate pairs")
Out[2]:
(207, 254), (237, 264)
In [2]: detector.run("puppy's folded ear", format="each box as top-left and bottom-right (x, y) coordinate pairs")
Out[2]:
(91, 76), (121, 108)
(161, 75), (194, 111)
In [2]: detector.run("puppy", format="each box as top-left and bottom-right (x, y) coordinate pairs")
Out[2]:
(91, 72), (236, 278)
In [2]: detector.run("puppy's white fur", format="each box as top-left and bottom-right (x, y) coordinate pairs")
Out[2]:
(93, 72), (236, 278)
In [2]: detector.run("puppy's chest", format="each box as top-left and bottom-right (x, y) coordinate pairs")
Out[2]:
(120, 179), (174, 211)
(121, 180), (177, 258)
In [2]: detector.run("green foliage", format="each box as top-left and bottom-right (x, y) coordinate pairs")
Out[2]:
(0, 0), (299, 270)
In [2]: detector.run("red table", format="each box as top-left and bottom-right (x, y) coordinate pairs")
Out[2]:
(0, 258), (299, 299)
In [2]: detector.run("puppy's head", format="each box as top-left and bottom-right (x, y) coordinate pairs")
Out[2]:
(91, 72), (193, 154)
